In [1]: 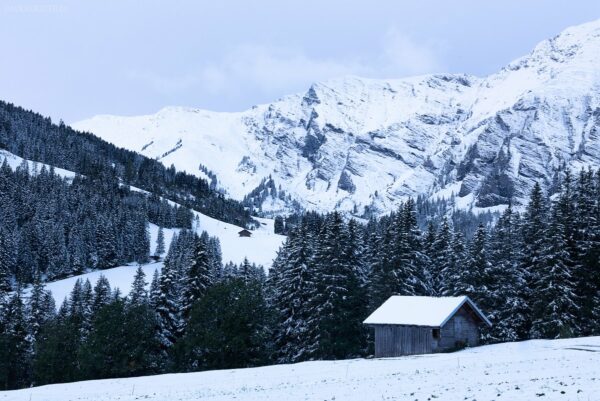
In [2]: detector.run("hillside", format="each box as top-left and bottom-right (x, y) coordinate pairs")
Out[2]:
(0, 100), (253, 228)
(4, 336), (600, 401)
(0, 104), (284, 286)
(74, 19), (600, 216)
(30, 219), (283, 305)
(1, 144), (283, 309)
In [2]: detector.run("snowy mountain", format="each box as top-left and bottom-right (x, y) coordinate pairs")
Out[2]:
(74, 20), (600, 216)
(6, 336), (600, 401)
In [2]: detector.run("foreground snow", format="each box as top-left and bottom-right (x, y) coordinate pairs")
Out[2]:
(4, 336), (600, 401)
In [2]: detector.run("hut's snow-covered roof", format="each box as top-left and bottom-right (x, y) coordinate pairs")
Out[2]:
(363, 296), (492, 327)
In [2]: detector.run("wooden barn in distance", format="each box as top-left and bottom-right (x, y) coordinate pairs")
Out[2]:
(364, 296), (492, 357)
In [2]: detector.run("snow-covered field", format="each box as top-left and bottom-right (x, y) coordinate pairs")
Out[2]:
(4, 336), (599, 401)
(191, 212), (285, 269)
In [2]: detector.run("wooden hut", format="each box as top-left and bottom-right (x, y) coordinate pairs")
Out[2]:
(363, 296), (491, 357)
(238, 229), (252, 237)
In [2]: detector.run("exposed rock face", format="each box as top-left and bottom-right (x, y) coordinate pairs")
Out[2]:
(74, 20), (600, 216)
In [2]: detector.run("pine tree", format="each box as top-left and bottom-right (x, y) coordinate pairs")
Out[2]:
(130, 265), (149, 306)
(221, 262), (239, 281)
(572, 169), (600, 334)
(520, 182), (549, 332)
(430, 218), (452, 295)
(67, 279), (84, 319)
(592, 288), (600, 334)
(391, 200), (430, 296)
(92, 275), (112, 314)
(78, 296), (162, 380)
(181, 236), (213, 322)
(0, 228), (15, 294)
(27, 272), (55, 342)
(310, 212), (365, 359)
(133, 213), (150, 264)
(178, 277), (272, 371)
(67, 230), (87, 275)
(485, 206), (528, 341)
(274, 215), (284, 234)
(149, 269), (161, 309)
(155, 226), (166, 257)
(33, 299), (79, 385)
(80, 279), (94, 338)
(455, 223), (492, 306)
(440, 231), (467, 296)
(340, 218), (369, 354)
(0, 291), (31, 389)
(45, 224), (69, 279)
(369, 202), (426, 307)
(270, 221), (317, 363)
(206, 236), (223, 280)
(365, 219), (388, 311)
(96, 219), (118, 269)
(530, 188), (579, 339)
(155, 258), (180, 348)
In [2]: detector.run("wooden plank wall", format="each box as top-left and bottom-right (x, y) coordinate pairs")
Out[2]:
(373, 325), (434, 357)
(439, 305), (480, 349)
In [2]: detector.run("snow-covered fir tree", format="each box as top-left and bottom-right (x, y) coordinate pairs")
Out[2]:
(92, 275), (112, 314)
(181, 235), (213, 321)
(429, 217), (452, 295)
(484, 206), (528, 342)
(155, 256), (181, 348)
(310, 212), (366, 359)
(530, 184), (579, 339)
(130, 265), (149, 306)
(269, 221), (318, 363)
(155, 226), (166, 257)
(439, 230), (467, 296)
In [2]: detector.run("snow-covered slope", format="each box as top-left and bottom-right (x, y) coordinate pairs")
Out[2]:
(74, 19), (600, 216)
(37, 262), (162, 306)
(5, 336), (600, 401)
(26, 218), (283, 306)
(0, 149), (76, 179)
(33, 210), (283, 303)
(33, 224), (173, 305)
(1, 150), (285, 274)
(191, 212), (285, 268)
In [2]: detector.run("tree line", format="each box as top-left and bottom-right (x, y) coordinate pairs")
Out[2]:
(0, 157), (192, 284)
(1, 169), (598, 390)
(0, 229), (271, 389)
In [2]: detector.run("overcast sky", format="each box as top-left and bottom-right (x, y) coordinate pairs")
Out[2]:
(1, 0), (599, 122)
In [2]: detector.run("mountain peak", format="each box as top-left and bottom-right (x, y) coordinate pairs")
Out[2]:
(506, 18), (600, 72)
(74, 19), (600, 217)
